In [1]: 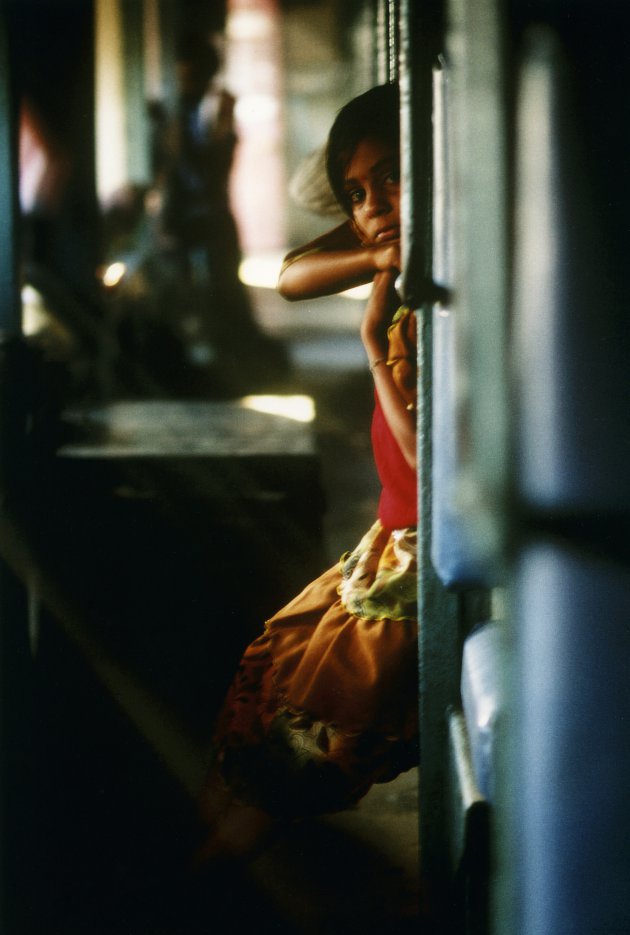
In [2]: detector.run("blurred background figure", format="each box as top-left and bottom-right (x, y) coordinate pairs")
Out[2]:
(148, 30), (289, 394)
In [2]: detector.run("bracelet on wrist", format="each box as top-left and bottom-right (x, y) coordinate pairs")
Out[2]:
(369, 356), (388, 373)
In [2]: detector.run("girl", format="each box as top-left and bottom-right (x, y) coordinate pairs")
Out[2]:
(197, 83), (418, 860)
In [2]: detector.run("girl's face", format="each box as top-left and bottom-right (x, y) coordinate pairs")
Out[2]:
(343, 137), (401, 245)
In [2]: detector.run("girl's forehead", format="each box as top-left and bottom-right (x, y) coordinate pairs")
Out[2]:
(344, 137), (398, 179)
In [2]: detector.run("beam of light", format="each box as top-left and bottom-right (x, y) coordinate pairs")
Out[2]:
(238, 253), (284, 289)
(101, 261), (127, 288)
(21, 284), (48, 335)
(240, 394), (315, 423)
(341, 283), (372, 300)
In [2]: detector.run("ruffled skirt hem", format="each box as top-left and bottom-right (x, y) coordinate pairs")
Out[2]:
(212, 521), (418, 819)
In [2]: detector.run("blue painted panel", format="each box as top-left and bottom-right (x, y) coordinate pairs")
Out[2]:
(513, 32), (630, 511)
(513, 541), (630, 935)
(431, 304), (494, 587)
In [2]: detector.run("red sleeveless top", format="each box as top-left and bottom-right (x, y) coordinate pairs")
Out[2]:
(371, 307), (418, 530)
(372, 395), (417, 528)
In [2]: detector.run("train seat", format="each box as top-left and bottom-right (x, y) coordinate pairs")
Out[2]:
(444, 619), (507, 923)
(49, 396), (326, 732)
(460, 619), (509, 804)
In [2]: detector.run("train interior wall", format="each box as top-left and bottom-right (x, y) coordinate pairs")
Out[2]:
(1, 2), (425, 933)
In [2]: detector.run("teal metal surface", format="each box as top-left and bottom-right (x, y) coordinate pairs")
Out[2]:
(122, 0), (151, 186)
(445, 0), (509, 581)
(401, 0), (465, 921)
(0, 2), (19, 334)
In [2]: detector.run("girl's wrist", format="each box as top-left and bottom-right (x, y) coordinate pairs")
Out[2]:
(368, 355), (388, 374)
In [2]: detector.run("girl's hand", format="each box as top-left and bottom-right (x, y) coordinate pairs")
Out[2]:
(361, 269), (399, 360)
(373, 241), (401, 275)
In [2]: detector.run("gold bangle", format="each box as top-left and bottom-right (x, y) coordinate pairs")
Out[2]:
(369, 357), (387, 373)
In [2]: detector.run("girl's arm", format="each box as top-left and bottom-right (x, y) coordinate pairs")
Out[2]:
(361, 270), (417, 469)
(278, 221), (401, 301)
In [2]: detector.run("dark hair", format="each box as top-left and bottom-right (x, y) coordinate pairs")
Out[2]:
(325, 83), (400, 215)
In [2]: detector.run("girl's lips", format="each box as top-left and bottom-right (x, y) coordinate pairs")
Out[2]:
(374, 226), (400, 242)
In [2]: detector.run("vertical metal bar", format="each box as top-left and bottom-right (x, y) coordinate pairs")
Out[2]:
(375, 0), (389, 83)
(0, 0), (20, 336)
(0, 5), (32, 932)
(399, 0), (438, 303)
(447, 0), (509, 577)
(387, 0), (400, 80)
(400, 0), (461, 924)
(416, 300), (461, 921)
(0, 3), (28, 489)
(158, 0), (179, 113)
(122, 0), (150, 186)
(376, 0), (400, 84)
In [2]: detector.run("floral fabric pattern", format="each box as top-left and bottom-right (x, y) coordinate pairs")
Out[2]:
(339, 520), (417, 621)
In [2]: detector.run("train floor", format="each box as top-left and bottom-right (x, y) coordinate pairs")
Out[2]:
(14, 277), (425, 934)
(23, 633), (421, 934)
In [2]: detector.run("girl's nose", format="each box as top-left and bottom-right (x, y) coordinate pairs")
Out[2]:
(363, 186), (389, 216)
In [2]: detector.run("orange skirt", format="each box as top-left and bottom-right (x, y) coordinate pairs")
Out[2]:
(213, 521), (418, 818)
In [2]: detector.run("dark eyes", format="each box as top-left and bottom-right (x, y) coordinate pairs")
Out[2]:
(347, 188), (364, 205)
(344, 168), (400, 207)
